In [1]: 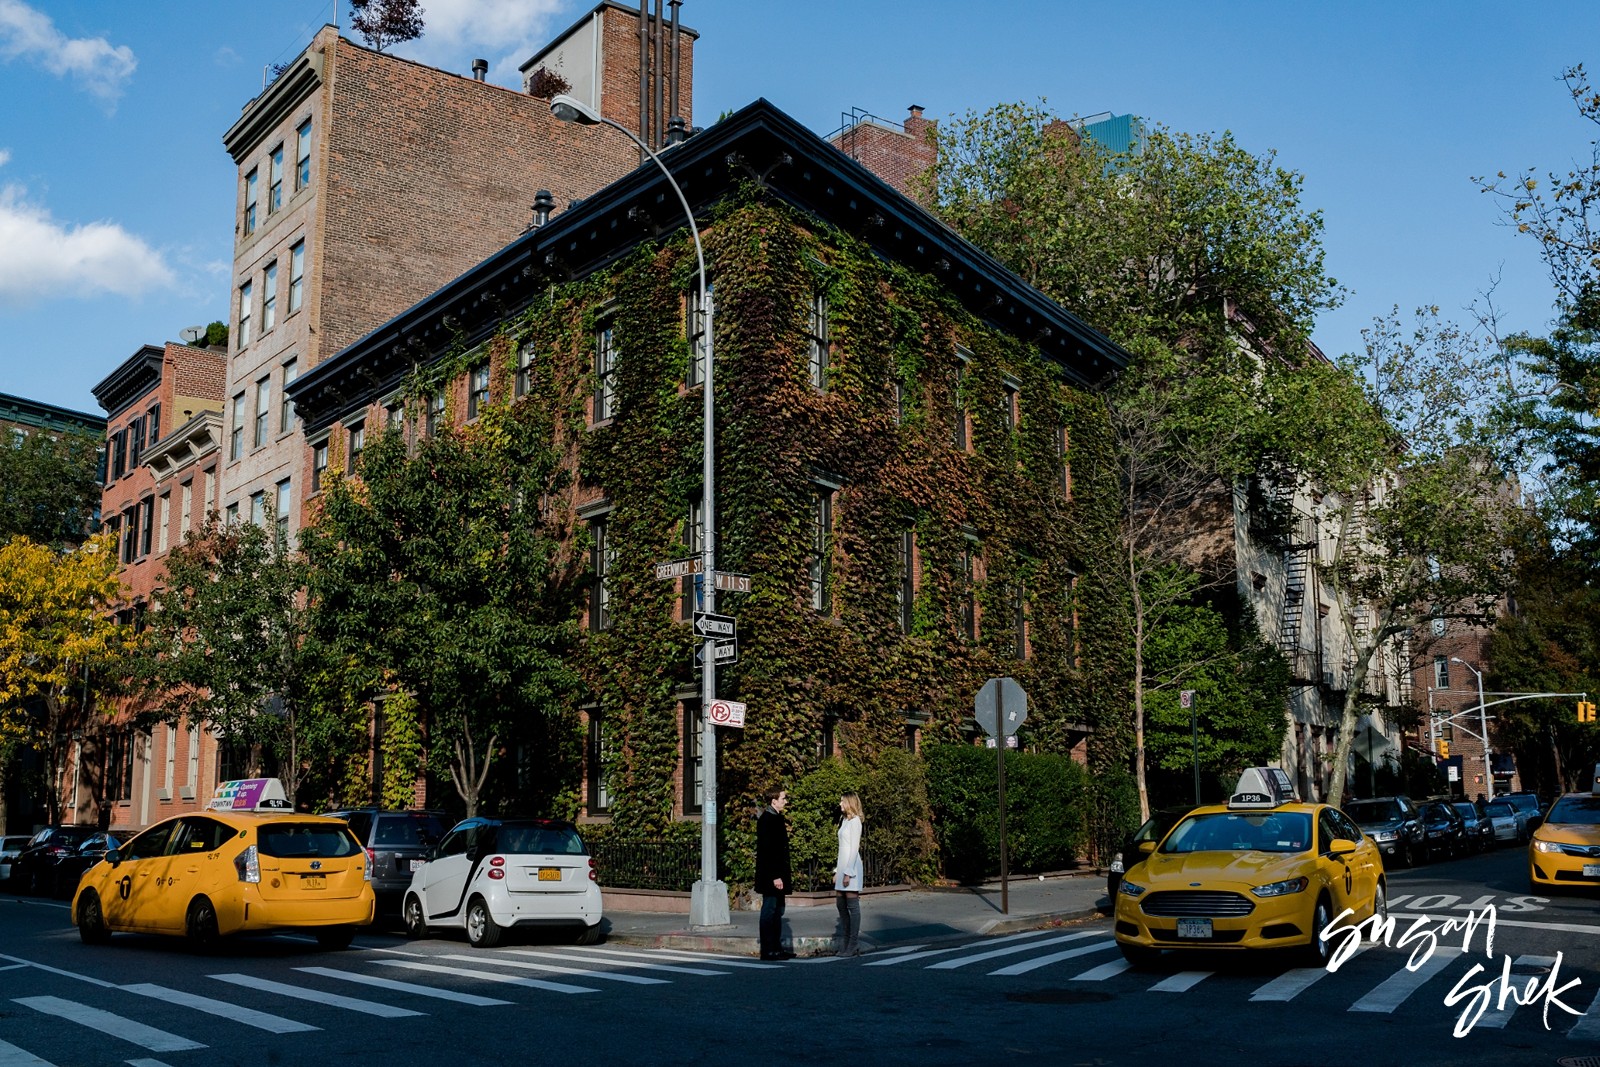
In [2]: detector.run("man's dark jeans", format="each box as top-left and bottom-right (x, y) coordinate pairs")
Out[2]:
(760, 891), (786, 956)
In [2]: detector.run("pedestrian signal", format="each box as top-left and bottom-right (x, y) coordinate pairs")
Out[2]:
(1439, 740), (1450, 759)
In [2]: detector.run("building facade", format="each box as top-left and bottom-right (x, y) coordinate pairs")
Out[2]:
(218, 4), (696, 544)
(287, 98), (1129, 823)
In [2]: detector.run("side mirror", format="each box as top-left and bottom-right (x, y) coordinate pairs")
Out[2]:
(1328, 838), (1358, 856)
(1137, 841), (1157, 855)
(106, 849), (122, 868)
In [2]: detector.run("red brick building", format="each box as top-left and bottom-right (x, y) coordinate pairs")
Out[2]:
(219, 3), (696, 543)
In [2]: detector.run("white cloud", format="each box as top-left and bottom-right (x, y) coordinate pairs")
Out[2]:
(390, 0), (568, 85)
(0, 0), (137, 101)
(0, 179), (174, 307)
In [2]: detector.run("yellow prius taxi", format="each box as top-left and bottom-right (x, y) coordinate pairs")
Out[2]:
(72, 778), (375, 949)
(1528, 771), (1600, 891)
(1114, 767), (1386, 967)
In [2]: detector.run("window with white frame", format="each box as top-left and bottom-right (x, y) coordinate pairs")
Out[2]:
(288, 240), (305, 313)
(426, 390), (445, 437)
(683, 702), (703, 815)
(243, 168), (258, 235)
(268, 143), (284, 214)
(468, 363), (490, 419)
(157, 493), (170, 553)
(1434, 655), (1449, 690)
(280, 358), (297, 432)
(250, 491), (267, 527)
(347, 421), (364, 467)
(515, 340), (536, 398)
(262, 260), (278, 332)
(179, 480), (192, 535)
(594, 322), (618, 421)
(897, 529), (915, 635)
(687, 281), (713, 386)
(587, 712), (611, 813)
(809, 487), (832, 613)
(229, 393), (244, 460)
(163, 723), (176, 798)
(952, 348), (971, 450)
(238, 280), (253, 348)
(225, 502), (239, 525)
(312, 441), (329, 493)
(1002, 379), (1020, 433)
(807, 288), (829, 390)
(295, 119), (311, 190)
(275, 478), (291, 542)
(253, 377), (270, 448)
(681, 494), (704, 620)
(187, 722), (200, 795)
(203, 469), (215, 518)
(590, 517), (614, 630)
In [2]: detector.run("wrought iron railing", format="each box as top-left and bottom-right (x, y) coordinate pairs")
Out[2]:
(589, 838), (699, 892)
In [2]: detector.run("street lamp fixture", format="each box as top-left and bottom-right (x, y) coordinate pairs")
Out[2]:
(1451, 656), (1493, 802)
(550, 94), (729, 928)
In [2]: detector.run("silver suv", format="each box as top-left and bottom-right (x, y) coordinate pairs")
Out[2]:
(328, 809), (451, 916)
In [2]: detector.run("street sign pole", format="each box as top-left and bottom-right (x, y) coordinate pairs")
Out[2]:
(1182, 689), (1198, 806)
(998, 683), (1008, 916)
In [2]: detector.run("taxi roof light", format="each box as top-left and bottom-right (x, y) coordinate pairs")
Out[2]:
(1227, 766), (1298, 811)
(208, 778), (292, 813)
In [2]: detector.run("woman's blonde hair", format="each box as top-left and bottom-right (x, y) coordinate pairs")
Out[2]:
(840, 792), (863, 821)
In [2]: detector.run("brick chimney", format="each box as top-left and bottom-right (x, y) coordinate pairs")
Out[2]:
(828, 104), (938, 204)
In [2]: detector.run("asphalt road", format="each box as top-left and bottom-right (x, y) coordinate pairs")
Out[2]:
(1, 844), (1597, 1067)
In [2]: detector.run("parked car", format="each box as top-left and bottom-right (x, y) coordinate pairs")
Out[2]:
(327, 808), (451, 917)
(1106, 807), (1190, 901)
(1501, 792), (1546, 832)
(1417, 800), (1469, 860)
(10, 826), (97, 895)
(1481, 798), (1529, 845)
(0, 835), (33, 883)
(48, 833), (120, 899)
(1343, 796), (1425, 867)
(1452, 802), (1494, 852)
(73, 778), (374, 949)
(403, 816), (602, 947)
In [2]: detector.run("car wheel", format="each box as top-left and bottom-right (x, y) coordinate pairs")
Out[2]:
(465, 897), (503, 948)
(76, 890), (111, 945)
(1372, 881), (1388, 923)
(1118, 942), (1161, 969)
(575, 922), (603, 946)
(1298, 896), (1333, 968)
(185, 896), (221, 953)
(403, 894), (429, 940)
(315, 925), (356, 950)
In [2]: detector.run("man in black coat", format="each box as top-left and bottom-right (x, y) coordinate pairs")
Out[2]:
(755, 787), (792, 960)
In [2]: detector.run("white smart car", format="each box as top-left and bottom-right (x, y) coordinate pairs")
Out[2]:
(402, 816), (602, 947)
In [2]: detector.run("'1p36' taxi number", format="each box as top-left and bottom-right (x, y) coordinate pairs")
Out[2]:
(1177, 918), (1212, 939)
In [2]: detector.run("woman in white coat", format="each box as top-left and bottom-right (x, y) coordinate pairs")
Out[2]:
(834, 792), (864, 957)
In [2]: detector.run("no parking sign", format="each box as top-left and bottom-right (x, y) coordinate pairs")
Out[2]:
(708, 699), (747, 728)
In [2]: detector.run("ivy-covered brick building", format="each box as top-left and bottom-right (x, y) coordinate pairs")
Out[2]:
(287, 99), (1131, 830)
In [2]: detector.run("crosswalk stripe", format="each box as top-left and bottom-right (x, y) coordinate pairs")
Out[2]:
(120, 984), (318, 1034)
(987, 939), (1116, 977)
(864, 929), (1064, 968)
(1348, 946), (1462, 1013)
(1476, 955), (1560, 1030)
(207, 974), (423, 1019)
(1568, 982), (1600, 1039)
(374, 959), (598, 995)
(294, 967), (512, 1006)
(1070, 958), (1130, 982)
(433, 953), (668, 985)
(1250, 966), (1335, 1002)
(14, 997), (205, 1053)
(125, 1060), (177, 1067)
(1150, 970), (1212, 992)
(927, 931), (1098, 971)
(0, 1039), (52, 1066)
(506, 949), (729, 976)
(565, 946), (779, 969)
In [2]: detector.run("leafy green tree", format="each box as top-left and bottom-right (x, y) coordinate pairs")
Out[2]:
(1264, 308), (1527, 807)
(924, 102), (1338, 815)
(349, 0), (424, 52)
(0, 534), (129, 829)
(0, 428), (103, 548)
(137, 518), (346, 806)
(302, 401), (583, 818)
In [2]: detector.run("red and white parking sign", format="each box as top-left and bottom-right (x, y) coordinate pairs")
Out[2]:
(708, 699), (747, 728)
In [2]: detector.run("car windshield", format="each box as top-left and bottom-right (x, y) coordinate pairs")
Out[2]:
(1484, 801), (1515, 817)
(1159, 811), (1311, 854)
(495, 823), (587, 856)
(257, 823), (362, 859)
(1346, 800), (1404, 823)
(1547, 796), (1600, 826)
(1506, 795), (1541, 813)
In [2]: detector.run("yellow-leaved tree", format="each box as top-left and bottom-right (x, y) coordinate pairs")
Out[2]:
(0, 534), (130, 830)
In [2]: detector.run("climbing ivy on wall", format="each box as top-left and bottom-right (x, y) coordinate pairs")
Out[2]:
(372, 189), (1130, 835)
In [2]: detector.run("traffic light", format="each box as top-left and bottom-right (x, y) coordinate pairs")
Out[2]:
(1579, 701), (1598, 723)
(1439, 739), (1450, 759)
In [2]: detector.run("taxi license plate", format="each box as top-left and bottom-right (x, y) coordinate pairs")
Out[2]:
(538, 867), (561, 882)
(301, 874), (326, 889)
(410, 859), (426, 872)
(1176, 918), (1212, 939)
(1584, 864), (1600, 878)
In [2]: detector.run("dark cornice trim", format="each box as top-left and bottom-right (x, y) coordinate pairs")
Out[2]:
(91, 346), (166, 420)
(223, 46), (325, 162)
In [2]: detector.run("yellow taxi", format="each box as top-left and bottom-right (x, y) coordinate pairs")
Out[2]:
(1114, 767), (1386, 968)
(72, 778), (375, 950)
(1528, 779), (1600, 891)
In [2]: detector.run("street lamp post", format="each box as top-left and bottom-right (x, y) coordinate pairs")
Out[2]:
(1451, 656), (1493, 802)
(551, 95), (729, 927)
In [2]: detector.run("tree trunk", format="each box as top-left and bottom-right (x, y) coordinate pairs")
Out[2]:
(1131, 574), (1149, 823)
(450, 726), (498, 819)
(1325, 646), (1374, 809)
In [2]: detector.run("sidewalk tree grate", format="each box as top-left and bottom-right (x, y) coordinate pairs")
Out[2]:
(1005, 989), (1115, 1005)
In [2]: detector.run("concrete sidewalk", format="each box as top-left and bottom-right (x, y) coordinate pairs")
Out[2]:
(602, 871), (1110, 957)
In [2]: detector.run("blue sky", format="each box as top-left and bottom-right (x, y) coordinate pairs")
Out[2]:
(1, 0), (1596, 416)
